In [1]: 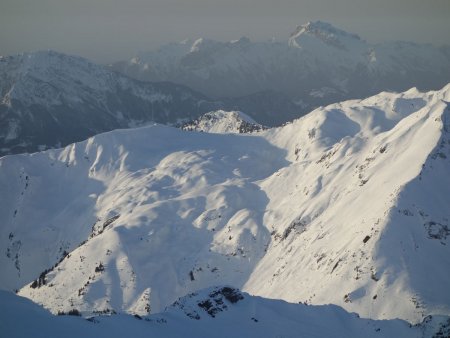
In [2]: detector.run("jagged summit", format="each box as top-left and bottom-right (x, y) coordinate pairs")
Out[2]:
(291, 21), (361, 41)
(181, 110), (266, 134)
(288, 20), (365, 50)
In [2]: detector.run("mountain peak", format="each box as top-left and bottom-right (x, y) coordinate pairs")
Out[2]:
(289, 21), (362, 49)
(181, 110), (266, 134)
(294, 21), (360, 39)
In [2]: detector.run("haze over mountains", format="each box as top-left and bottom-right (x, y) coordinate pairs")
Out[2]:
(1, 20), (450, 338)
(113, 21), (450, 111)
(1, 21), (449, 157)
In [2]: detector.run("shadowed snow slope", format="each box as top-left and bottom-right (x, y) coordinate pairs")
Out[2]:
(2, 288), (449, 338)
(1, 84), (449, 324)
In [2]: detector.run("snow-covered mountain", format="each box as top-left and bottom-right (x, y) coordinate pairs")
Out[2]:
(0, 50), (305, 156)
(112, 21), (450, 120)
(0, 50), (224, 156)
(181, 110), (266, 134)
(1, 84), (449, 325)
(2, 288), (450, 338)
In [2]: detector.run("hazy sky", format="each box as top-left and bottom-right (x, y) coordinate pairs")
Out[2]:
(1, 0), (449, 63)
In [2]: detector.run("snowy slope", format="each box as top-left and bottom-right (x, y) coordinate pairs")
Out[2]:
(2, 288), (449, 338)
(181, 110), (266, 134)
(0, 50), (222, 156)
(4, 124), (288, 307)
(112, 21), (450, 118)
(245, 86), (450, 323)
(1, 85), (449, 324)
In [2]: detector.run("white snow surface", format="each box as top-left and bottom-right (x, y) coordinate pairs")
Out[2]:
(0, 85), (449, 325)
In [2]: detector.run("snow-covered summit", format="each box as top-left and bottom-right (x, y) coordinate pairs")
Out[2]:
(289, 20), (362, 49)
(181, 110), (266, 134)
(294, 21), (361, 40)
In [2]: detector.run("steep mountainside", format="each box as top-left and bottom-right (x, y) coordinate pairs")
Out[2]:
(3, 288), (449, 338)
(0, 85), (449, 324)
(112, 21), (450, 121)
(0, 51), (222, 156)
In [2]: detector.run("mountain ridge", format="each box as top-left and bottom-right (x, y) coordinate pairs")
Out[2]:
(0, 50), (224, 156)
(0, 84), (448, 324)
(0, 50), (304, 156)
(112, 21), (450, 113)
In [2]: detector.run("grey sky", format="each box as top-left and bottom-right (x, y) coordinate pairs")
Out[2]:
(1, 0), (449, 63)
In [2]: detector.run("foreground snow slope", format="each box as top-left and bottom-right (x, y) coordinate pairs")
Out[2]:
(2, 288), (449, 338)
(246, 86), (450, 322)
(5, 125), (288, 311)
(1, 85), (449, 324)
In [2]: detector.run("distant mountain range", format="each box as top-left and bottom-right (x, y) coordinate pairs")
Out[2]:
(112, 20), (450, 114)
(0, 50), (222, 156)
(1, 21), (450, 157)
(0, 51), (304, 156)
